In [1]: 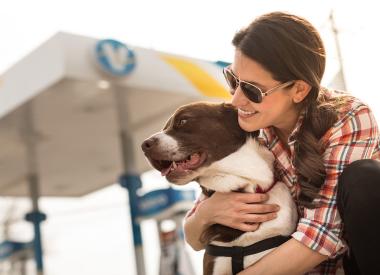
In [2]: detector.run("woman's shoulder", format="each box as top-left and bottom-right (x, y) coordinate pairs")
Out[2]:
(321, 88), (378, 143)
(324, 88), (372, 121)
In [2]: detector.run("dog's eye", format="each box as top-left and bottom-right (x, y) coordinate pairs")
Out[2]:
(177, 119), (187, 127)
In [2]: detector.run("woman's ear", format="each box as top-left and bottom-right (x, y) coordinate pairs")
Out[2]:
(292, 80), (312, 103)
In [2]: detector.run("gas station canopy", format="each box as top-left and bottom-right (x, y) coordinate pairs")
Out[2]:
(0, 32), (230, 197)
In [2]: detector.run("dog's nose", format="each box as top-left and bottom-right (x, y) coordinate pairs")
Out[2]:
(141, 137), (158, 152)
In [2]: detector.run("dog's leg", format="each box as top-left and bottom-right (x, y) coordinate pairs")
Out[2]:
(203, 253), (217, 275)
(212, 257), (232, 275)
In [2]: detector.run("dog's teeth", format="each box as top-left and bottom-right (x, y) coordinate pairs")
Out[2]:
(172, 161), (177, 168)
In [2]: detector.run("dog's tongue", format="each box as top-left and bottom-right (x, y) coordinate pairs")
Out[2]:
(160, 161), (183, 176)
(161, 165), (172, 176)
(160, 153), (202, 176)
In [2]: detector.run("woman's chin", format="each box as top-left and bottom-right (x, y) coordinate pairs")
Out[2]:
(238, 116), (261, 132)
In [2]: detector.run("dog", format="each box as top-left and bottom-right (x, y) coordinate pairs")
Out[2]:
(142, 102), (298, 275)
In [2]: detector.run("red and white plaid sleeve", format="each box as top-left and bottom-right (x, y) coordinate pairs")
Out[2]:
(292, 103), (380, 257)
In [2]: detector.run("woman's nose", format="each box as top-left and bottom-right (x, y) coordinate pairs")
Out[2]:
(231, 86), (249, 107)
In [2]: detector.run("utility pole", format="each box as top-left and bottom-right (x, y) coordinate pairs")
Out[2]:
(329, 10), (347, 91)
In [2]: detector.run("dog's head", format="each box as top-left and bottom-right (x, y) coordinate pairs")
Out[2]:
(142, 102), (257, 185)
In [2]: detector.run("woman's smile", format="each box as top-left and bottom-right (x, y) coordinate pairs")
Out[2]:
(237, 108), (258, 118)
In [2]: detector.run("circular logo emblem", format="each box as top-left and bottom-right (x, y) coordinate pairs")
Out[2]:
(95, 39), (136, 76)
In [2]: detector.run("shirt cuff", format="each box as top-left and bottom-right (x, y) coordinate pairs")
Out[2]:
(291, 218), (347, 258)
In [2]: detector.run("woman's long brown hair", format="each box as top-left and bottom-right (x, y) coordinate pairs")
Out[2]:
(232, 12), (348, 207)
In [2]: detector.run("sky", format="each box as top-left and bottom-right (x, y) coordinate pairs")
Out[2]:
(0, 0), (380, 274)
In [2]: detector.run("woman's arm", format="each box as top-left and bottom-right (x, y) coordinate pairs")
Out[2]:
(183, 206), (210, 251)
(183, 192), (279, 251)
(238, 238), (328, 275)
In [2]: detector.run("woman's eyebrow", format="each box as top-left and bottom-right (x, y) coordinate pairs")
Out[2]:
(242, 79), (266, 89)
(230, 68), (267, 89)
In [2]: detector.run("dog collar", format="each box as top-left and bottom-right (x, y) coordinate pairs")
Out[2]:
(255, 180), (277, 194)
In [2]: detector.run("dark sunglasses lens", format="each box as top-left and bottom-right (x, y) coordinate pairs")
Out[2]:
(240, 82), (262, 103)
(224, 70), (238, 92)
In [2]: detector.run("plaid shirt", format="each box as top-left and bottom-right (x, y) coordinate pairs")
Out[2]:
(259, 89), (380, 274)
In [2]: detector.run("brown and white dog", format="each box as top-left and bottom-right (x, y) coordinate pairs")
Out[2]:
(142, 102), (298, 275)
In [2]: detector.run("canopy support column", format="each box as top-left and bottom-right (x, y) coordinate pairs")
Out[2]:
(113, 86), (146, 275)
(22, 102), (46, 275)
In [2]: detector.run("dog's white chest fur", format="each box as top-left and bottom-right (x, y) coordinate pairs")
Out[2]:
(197, 138), (298, 275)
(198, 138), (275, 193)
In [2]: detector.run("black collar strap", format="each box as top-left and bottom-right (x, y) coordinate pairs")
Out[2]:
(205, 235), (291, 275)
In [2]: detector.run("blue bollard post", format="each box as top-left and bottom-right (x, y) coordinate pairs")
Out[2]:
(120, 174), (145, 275)
(25, 211), (46, 274)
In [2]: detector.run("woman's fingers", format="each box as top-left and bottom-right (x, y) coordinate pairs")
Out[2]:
(236, 192), (269, 203)
(200, 191), (280, 230)
(242, 212), (278, 223)
(221, 211), (277, 230)
(239, 203), (280, 214)
(229, 212), (277, 232)
(236, 222), (260, 232)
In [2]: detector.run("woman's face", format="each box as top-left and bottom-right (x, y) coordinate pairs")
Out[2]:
(230, 50), (299, 134)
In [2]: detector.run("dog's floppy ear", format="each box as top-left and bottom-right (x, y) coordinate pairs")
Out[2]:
(219, 102), (240, 126)
(220, 103), (259, 138)
(221, 102), (234, 110)
(220, 102), (238, 118)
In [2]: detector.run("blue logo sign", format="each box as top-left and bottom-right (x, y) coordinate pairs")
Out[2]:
(136, 188), (195, 218)
(95, 39), (136, 76)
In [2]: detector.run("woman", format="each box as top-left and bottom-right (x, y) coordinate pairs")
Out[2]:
(184, 12), (380, 275)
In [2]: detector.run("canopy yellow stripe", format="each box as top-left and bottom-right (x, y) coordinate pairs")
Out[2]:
(160, 54), (230, 99)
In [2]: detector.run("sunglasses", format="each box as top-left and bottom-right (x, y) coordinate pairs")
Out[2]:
(223, 67), (295, 103)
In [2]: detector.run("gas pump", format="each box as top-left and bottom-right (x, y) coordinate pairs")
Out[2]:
(121, 174), (196, 275)
(0, 240), (33, 275)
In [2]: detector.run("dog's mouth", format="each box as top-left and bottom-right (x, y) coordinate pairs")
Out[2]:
(150, 152), (207, 178)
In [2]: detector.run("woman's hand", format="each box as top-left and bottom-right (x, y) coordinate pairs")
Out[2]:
(196, 191), (280, 232)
